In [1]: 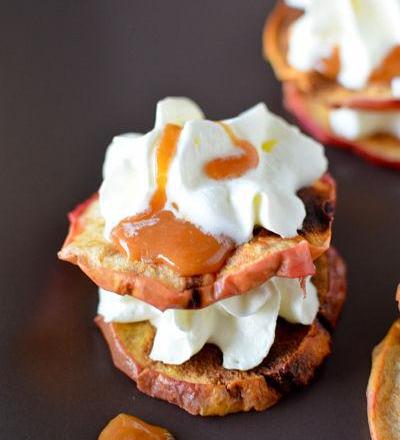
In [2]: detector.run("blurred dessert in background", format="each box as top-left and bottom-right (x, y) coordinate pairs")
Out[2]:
(264, 0), (400, 169)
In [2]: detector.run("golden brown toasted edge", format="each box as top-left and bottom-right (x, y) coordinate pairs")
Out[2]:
(283, 81), (400, 170)
(367, 320), (400, 440)
(58, 177), (335, 310)
(263, 1), (341, 93)
(313, 247), (347, 329)
(95, 247), (346, 416)
(263, 1), (313, 91)
(263, 2), (400, 109)
(96, 318), (281, 416)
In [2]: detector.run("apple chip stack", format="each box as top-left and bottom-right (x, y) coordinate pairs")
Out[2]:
(264, 1), (400, 169)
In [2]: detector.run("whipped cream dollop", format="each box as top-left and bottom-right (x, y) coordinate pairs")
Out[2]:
(330, 108), (400, 140)
(392, 77), (400, 98)
(100, 97), (326, 244)
(98, 276), (319, 370)
(286, 0), (400, 90)
(286, 0), (310, 8)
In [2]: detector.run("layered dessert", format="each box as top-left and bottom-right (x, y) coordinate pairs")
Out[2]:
(59, 97), (346, 415)
(264, 0), (400, 169)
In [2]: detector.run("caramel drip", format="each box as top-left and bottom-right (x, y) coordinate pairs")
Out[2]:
(98, 413), (174, 440)
(371, 46), (400, 83)
(111, 123), (234, 276)
(204, 122), (259, 180)
(150, 123), (181, 212)
(321, 47), (340, 81)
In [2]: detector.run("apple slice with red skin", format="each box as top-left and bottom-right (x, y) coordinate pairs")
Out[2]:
(95, 247), (346, 416)
(367, 320), (400, 440)
(284, 81), (400, 170)
(310, 81), (400, 111)
(58, 175), (335, 311)
(343, 97), (400, 111)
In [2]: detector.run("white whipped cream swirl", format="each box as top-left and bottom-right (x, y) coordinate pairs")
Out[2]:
(286, 0), (400, 90)
(330, 107), (400, 140)
(99, 97), (326, 244)
(98, 276), (319, 371)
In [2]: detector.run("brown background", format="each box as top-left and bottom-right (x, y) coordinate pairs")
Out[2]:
(1, 1), (399, 438)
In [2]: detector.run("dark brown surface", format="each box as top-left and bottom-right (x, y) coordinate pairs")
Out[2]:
(0, 1), (399, 438)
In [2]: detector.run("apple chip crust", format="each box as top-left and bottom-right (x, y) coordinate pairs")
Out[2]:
(58, 176), (335, 311)
(283, 81), (400, 169)
(263, 1), (313, 91)
(367, 320), (400, 440)
(96, 247), (346, 416)
(263, 1), (400, 110)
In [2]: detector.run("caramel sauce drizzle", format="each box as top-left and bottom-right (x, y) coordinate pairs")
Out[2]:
(321, 47), (340, 81)
(98, 413), (174, 440)
(150, 123), (181, 212)
(204, 122), (259, 180)
(111, 123), (239, 276)
(371, 46), (400, 83)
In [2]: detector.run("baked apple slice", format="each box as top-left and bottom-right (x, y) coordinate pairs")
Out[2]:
(284, 82), (400, 169)
(58, 176), (335, 310)
(367, 320), (400, 440)
(96, 248), (346, 416)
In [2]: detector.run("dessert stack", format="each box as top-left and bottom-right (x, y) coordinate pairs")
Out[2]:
(264, 0), (400, 169)
(59, 97), (346, 415)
